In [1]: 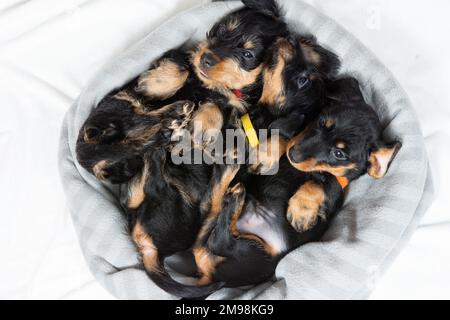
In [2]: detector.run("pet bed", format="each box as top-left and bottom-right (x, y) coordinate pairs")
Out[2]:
(58, 0), (434, 299)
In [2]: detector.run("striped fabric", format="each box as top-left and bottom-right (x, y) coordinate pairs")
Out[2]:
(58, 0), (434, 299)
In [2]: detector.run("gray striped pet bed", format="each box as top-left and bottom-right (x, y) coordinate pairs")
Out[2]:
(58, 0), (434, 299)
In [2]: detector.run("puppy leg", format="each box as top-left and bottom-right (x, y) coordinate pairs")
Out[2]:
(76, 142), (144, 184)
(207, 182), (279, 259)
(249, 135), (288, 175)
(193, 165), (240, 284)
(136, 50), (190, 100)
(287, 180), (326, 232)
(190, 102), (224, 151)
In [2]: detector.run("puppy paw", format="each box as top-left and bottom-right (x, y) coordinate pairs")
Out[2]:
(92, 156), (143, 184)
(248, 137), (287, 175)
(287, 181), (325, 232)
(287, 206), (320, 233)
(83, 122), (123, 144)
(135, 58), (189, 100)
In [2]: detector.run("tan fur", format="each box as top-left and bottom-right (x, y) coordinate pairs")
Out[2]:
(259, 39), (294, 106)
(191, 41), (263, 91)
(193, 247), (224, 285)
(127, 160), (150, 209)
(113, 91), (147, 114)
(137, 59), (189, 100)
(249, 136), (288, 174)
(209, 166), (240, 216)
(287, 181), (325, 232)
(325, 119), (334, 128)
(300, 39), (322, 66)
(191, 102), (224, 149)
(124, 124), (162, 146)
(288, 157), (356, 177)
(243, 40), (255, 49)
(227, 16), (240, 31)
(132, 222), (161, 273)
(92, 160), (108, 181)
(368, 147), (398, 179)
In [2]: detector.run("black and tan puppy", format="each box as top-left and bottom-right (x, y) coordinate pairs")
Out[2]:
(246, 34), (340, 174)
(170, 77), (402, 296)
(76, 0), (288, 180)
(76, 96), (195, 184)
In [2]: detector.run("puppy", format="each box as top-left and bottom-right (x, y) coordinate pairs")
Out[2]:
(246, 33), (340, 174)
(76, 97), (196, 184)
(76, 0), (288, 180)
(172, 77), (401, 296)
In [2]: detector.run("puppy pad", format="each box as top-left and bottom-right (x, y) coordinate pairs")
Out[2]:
(58, 0), (434, 299)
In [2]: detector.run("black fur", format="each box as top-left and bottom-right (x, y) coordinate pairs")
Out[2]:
(186, 77), (402, 293)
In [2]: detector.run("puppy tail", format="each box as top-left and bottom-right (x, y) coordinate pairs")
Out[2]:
(146, 261), (225, 299)
(133, 222), (223, 299)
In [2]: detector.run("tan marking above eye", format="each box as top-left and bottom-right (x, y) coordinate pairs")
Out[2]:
(243, 40), (255, 49)
(336, 142), (346, 149)
(325, 119), (334, 128)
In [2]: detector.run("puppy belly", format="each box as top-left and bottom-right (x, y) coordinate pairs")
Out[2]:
(236, 203), (287, 255)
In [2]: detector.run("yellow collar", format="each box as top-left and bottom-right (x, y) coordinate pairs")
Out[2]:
(240, 113), (259, 148)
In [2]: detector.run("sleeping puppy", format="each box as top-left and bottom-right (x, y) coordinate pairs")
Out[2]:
(76, 0), (288, 180)
(174, 77), (402, 297)
(76, 97), (196, 184)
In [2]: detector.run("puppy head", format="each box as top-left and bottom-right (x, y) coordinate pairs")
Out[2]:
(191, 0), (287, 91)
(287, 78), (401, 180)
(81, 95), (195, 147)
(259, 34), (341, 116)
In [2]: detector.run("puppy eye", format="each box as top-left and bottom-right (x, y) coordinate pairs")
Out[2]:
(242, 50), (254, 59)
(318, 117), (326, 128)
(297, 75), (310, 89)
(333, 149), (347, 161)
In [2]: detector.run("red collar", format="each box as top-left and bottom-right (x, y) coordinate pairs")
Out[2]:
(336, 176), (349, 189)
(233, 89), (245, 99)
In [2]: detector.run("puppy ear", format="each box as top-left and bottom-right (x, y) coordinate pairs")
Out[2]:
(242, 0), (281, 18)
(299, 35), (341, 78)
(367, 141), (402, 179)
(326, 77), (365, 102)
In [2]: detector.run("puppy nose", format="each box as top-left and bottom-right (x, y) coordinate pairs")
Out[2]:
(200, 53), (217, 69)
(288, 145), (303, 163)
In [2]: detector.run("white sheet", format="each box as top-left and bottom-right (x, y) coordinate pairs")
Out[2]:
(1, 0), (448, 299)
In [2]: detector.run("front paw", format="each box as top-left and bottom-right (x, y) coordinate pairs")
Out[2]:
(287, 181), (325, 232)
(135, 58), (189, 100)
(92, 156), (143, 184)
(287, 206), (320, 233)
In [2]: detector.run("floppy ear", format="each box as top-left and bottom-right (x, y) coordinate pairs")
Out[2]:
(326, 77), (365, 103)
(367, 141), (402, 179)
(242, 0), (281, 18)
(299, 35), (341, 78)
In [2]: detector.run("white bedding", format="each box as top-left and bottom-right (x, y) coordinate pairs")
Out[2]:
(1, 0), (448, 299)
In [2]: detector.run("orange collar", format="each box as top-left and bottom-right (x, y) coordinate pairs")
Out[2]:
(336, 176), (349, 189)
